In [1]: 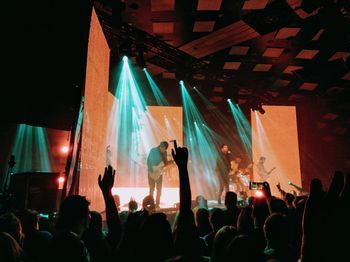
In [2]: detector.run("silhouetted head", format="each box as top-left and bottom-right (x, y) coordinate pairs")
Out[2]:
(264, 213), (290, 248)
(284, 193), (295, 207)
(0, 213), (23, 245)
(226, 234), (262, 262)
(212, 226), (238, 262)
(195, 208), (210, 226)
(56, 195), (90, 237)
(310, 178), (323, 199)
(138, 213), (174, 260)
(210, 208), (226, 232)
(0, 232), (23, 262)
(269, 198), (288, 215)
(18, 209), (39, 233)
(225, 191), (238, 209)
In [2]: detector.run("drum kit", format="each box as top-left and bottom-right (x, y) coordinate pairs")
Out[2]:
(237, 171), (250, 186)
(228, 163), (252, 193)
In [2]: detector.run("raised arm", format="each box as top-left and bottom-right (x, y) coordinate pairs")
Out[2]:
(276, 182), (287, 199)
(98, 165), (121, 248)
(262, 181), (273, 214)
(171, 141), (191, 214)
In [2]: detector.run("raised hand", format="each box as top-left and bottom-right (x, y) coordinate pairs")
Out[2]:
(98, 165), (121, 247)
(171, 140), (188, 169)
(276, 182), (281, 190)
(263, 181), (272, 199)
(98, 165), (116, 194)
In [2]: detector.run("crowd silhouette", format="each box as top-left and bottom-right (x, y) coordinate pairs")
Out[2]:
(1, 144), (349, 261)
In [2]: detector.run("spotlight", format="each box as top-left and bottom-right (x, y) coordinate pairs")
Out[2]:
(255, 190), (264, 198)
(227, 98), (231, 102)
(123, 56), (128, 62)
(257, 104), (265, 114)
(57, 176), (65, 190)
(251, 100), (265, 114)
(57, 176), (65, 184)
(259, 107), (265, 114)
(61, 146), (69, 154)
(179, 80), (184, 85)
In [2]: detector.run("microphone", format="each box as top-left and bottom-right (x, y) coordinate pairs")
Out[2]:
(8, 155), (16, 168)
(288, 181), (304, 192)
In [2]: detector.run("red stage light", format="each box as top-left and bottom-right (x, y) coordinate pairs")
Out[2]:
(255, 190), (264, 198)
(57, 176), (65, 189)
(61, 146), (69, 153)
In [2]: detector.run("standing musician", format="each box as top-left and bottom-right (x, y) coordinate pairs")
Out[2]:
(147, 141), (171, 208)
(255, 156), (276, 181)
(216, 144), (232, 204)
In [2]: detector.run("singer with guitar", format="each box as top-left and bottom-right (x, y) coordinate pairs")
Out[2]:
(147, 141), (172, 208)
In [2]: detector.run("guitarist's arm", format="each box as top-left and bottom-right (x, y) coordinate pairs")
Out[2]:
(267, 167), (276, 175)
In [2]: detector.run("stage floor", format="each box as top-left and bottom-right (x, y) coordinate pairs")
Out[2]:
(111, 187), (254, 212)
(112, 187), (180, 210)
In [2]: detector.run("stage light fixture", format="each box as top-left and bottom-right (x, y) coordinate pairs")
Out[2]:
(255, 190), (264, 198)
(61, 146), (69, 153)
(257, 103), (266, 114)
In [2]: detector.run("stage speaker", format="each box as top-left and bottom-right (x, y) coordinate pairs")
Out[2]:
(9, 172), (62, 213)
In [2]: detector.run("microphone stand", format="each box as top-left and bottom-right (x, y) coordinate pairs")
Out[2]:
(0, 155), (16, 211)
(4, 155), (16, 192)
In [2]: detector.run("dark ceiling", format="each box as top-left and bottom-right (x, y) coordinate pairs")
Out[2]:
(94, 0), (350, 141)
(2, 0), (350, 141)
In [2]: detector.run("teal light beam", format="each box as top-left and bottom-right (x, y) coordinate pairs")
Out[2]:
(228, 100), (252, 157)
(180, 82), (219, 199)
(143, 68), (169, 106)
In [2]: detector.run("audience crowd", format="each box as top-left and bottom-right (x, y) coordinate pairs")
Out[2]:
(1, 145), (349, 262)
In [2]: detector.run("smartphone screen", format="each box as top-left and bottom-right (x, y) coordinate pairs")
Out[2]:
(249, 182), (264, 190)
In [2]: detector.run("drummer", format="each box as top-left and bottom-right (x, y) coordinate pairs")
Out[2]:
(230, 155), (246, 193)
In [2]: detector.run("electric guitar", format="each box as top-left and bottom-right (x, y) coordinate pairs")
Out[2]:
(149, 161), (175, 180)
(258, 166), (276, 180)
(256, 165), (276, 181)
